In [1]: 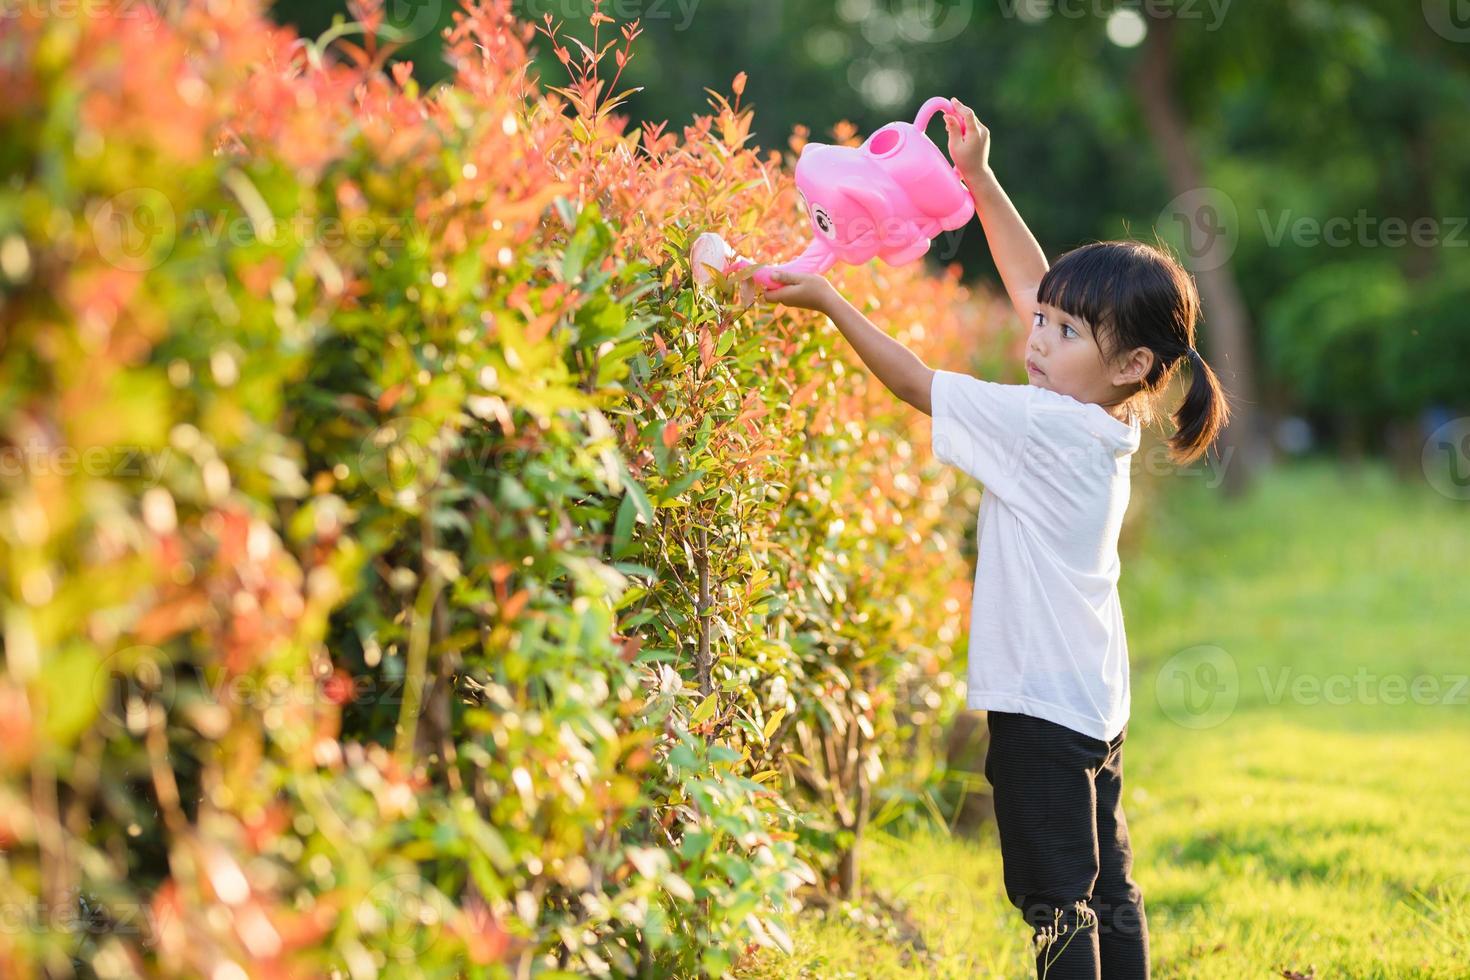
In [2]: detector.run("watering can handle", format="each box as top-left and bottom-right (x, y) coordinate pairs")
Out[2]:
(913, 96), (966, 138)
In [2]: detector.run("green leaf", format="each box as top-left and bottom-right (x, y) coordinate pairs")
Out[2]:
(562, 222), (598, 283)
(763, 707), (786, 741)
(552, 196), (578, 229)
(691, 692), (718, 725)
(669, 742), (699, 773)
(661, 871), (695, 902)
(612, 491), (638, 557)
(623, 469), (654, 525)
(656, 468), (702, 502)
(45, 643), (102, 747)
(715, 328), (737, 357)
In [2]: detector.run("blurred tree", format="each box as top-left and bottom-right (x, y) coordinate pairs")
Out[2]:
(1131, 6), (1262, 495)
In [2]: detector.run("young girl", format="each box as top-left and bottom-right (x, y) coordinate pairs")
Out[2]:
(763, 98), (1230, 979)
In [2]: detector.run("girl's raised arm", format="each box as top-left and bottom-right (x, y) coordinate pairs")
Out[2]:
(945, 100), (1049, 325)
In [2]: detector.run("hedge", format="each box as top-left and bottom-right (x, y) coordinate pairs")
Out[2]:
(0, 1), (1018, 975)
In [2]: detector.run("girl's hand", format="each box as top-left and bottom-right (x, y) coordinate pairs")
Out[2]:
(944, 98), (991, 180)
(762, 270), (837, 313)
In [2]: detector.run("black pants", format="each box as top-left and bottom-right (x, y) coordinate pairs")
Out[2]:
(984, 710), (1150, 980)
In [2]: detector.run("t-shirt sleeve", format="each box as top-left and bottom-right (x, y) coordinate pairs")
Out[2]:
(929, 369), (1034, 500)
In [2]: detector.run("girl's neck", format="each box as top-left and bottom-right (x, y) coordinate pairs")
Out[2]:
(1102, 394), (1140, 426)
(1103, 386), (1147, 425)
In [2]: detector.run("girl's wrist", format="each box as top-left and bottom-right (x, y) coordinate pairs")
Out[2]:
(817, 281), (842, 316)
(961, 163), (999, 193)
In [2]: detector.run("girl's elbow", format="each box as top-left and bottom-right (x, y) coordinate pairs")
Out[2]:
(904, 368), (936, 415)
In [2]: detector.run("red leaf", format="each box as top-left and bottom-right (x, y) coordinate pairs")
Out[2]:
(734, 390), (768, 428)
(615, 633), (643, 663)
(698, 327), (715, 372)
(322, 671), (356, 706)
(377, 382), (407, 411)
(501, 589), (530, 623)
(790, 377), (820, 409)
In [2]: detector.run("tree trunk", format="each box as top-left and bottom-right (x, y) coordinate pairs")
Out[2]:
(944, 710), (994, 837)
(834, 701), (870, 902)
(1339, 411), (1366, 473)
(1133, 12), (1265, 498)
(1384, 416), (1423, 482)
(835, 759), (870, 901)
(791, 711), (874, 903)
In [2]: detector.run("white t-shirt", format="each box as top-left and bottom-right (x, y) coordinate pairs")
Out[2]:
(929, 369), (1142, 741)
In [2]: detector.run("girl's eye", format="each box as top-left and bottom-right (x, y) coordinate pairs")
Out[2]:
(1034, 311), (1077, 339)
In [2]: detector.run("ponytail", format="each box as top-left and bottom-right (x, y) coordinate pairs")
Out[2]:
(1168, 347), (1231, 466)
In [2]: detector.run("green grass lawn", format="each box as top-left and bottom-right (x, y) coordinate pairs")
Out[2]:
(739, 458), (1470, 978)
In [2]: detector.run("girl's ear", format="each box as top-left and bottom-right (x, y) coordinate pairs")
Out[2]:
(1114, 346), (1153, 386)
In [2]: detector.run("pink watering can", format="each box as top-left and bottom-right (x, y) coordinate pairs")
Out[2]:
(690, 96), (974, 298)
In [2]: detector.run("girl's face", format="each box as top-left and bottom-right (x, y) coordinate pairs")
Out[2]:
(1025, 301), (1142, 415)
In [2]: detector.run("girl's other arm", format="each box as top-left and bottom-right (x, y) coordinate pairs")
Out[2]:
(763, 271), (935, 415)
(945, 100), (1048, 325)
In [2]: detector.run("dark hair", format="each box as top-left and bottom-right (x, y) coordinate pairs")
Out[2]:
(1036, 240), (1230, 466)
